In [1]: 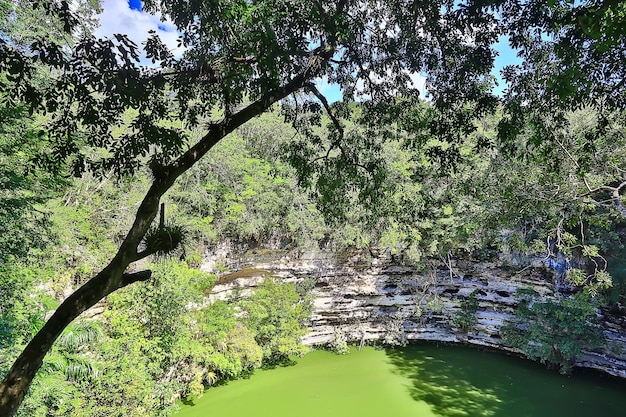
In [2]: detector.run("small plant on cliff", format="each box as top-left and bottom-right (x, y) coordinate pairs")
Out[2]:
(452, 290), (479, 333)
(329, 328), (350, 355)
(501, 289), (604, 374)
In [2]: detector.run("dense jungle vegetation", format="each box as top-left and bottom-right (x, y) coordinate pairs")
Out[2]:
(2, 104), (625, 415)
(1, 0), (625, 415)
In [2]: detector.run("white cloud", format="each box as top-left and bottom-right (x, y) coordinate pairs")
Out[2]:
(94, 0), (183, 58)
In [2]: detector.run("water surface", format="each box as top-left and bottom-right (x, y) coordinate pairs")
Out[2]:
(176, 343), (626, 417)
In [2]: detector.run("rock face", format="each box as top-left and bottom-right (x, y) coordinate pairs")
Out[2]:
(204, 247), (626, 378)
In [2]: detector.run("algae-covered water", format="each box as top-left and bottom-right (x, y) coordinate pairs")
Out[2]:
(176, 343), (626, 417)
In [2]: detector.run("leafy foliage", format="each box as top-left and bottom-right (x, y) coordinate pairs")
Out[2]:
(44, 321), (103, 383)
(452, 289), (480, 333)
(0, 263), (50, 348)
(3, 258), (315, 416)
(240, 277), (313, 363)
(0, 0), (502, 192)
(0, 104), (66, 262)
(502, 289), (604, 374)
(167, 132), (322, 246)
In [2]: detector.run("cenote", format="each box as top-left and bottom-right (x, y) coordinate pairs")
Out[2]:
(176, 343), (626, 417)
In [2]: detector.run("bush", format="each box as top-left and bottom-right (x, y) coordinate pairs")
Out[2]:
(452, 290), (479, 333)
(502, 289), (604, 374)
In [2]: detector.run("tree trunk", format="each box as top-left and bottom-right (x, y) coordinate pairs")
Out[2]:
(0, 264), (129, 415)
(0, 181), (165, 416)
(0, 69), (315, 416)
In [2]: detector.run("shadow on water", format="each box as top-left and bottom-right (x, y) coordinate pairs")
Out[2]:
(179, 398), (195, 407)
(385, 342), (626, 417)
(385, 344), (506, 417)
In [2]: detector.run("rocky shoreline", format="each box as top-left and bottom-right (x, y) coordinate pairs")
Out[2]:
(204, 247), (626, 378)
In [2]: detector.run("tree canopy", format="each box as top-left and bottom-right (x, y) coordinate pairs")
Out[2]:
(1, 0), (625, 415)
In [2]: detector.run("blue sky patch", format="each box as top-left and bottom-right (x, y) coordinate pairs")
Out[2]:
(128, 0), (142, 12)
(157, 23), (169, 32)
(491, 36), (523, 96)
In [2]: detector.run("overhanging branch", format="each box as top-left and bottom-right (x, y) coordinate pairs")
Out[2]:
(122, 270), (152, 285)
(1, 39), (338, 417)
(306, 81), (344, 139)
(581, 177), (626, 219)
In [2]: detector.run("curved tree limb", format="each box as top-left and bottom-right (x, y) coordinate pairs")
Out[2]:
(581, 175), (626, 219)
(306, 81), (344, 139)
(0, 48), (333, 415)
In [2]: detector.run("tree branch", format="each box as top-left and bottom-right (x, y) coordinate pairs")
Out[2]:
(335, 0), (348, 15)
(612, 180), (626, 218)
(122, 270), (152, 285)
(581, 177), (626, 218)
(582, 176), (600, 194)
(554, 137), (580, 169)
(0, 42), (339, 417)
(306, 81), (344, 138)
(133, 248), (159, 262)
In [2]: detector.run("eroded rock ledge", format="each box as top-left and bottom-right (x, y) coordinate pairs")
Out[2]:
(203, 247), (626, 378)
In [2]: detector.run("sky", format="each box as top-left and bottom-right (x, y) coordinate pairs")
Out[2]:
(96, 0), (522, 101)
(95, 0), (181, 55)
(492, 36), (523, 96)
(128, 0), (141, 11)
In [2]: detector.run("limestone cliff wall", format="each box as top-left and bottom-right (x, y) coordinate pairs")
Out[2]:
(203, 247), (626, 378)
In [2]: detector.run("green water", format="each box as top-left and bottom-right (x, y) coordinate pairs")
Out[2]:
(176, 344), (626, 417)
